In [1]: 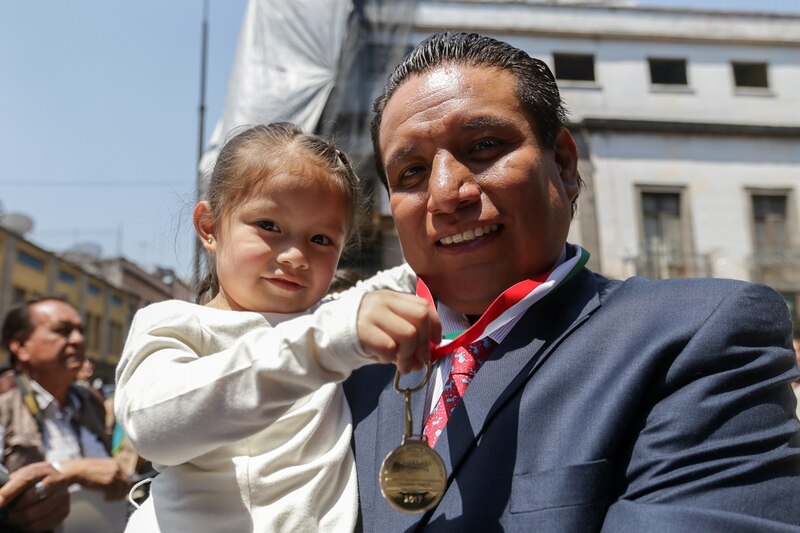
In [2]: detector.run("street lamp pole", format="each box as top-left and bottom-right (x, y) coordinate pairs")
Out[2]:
(193, 0), (209, 293)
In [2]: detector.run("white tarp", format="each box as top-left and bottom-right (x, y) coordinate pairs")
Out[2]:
(200, 0), (353, 177)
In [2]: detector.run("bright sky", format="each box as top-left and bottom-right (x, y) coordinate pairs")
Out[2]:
(0, 0), (248, 279)
(1, 0), (798, 280)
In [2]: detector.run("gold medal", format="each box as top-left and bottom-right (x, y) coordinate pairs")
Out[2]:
(380, 437), (446, 513)
(379, 364), (446, 513)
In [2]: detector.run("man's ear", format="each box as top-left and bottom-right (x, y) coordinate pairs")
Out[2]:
(193, 201), (217, 253)
(9, 339), (29, 365)
(553, 128), (580, 203)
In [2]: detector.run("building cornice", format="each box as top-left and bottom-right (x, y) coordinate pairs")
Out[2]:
(578, 117), (800, 137)
(399, 1), (800, 47)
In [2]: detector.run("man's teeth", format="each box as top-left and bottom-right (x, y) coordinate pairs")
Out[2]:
(439, 224), (498, 245)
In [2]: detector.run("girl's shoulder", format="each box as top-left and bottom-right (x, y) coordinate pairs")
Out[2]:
(133, 299), (278, 333)
(130, 299), (205, 332)
(136, 299), (204, 319)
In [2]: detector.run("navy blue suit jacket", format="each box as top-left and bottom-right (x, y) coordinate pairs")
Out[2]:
(344, 270), (800, 531)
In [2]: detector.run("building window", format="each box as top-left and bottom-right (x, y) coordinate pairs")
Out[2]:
(749, 191), (797, 287)
(85, 313), (102, 352)
(637, 189), (698, 279)
(732, 62), (768, 88)
(109, 322), (123, 354)
(58, 270), (76, 284)
(752, 194), (788, 254)
(87, 284), (101, 297)
(17, 250), (44, 271)
(111, 295), (123, 307)
(12, 287), (26, 304)
(108, 322), (122, 354)
(649, 58), (687, 85)
(642, 192), (683, 256)
(553, 53), (595, 81)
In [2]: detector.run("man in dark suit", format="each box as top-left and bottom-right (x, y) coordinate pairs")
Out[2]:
(344, 31), (800, 531)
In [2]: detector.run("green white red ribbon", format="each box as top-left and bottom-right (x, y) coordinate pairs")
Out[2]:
(417, 245), (590, 361)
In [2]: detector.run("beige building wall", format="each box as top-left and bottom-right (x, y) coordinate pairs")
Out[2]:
(0, 226), (191, 381)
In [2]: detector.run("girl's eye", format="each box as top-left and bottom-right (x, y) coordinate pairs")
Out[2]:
(311, 234), (333, 246)
(256, 220), (279, 232)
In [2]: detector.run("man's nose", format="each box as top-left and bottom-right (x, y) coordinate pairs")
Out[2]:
(68, 326), (84, 344)
(426, 151), (481, 214)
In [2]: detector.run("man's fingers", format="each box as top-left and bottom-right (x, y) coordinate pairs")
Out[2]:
(0, 473), (36, 508)
(8, 487), (70, 532)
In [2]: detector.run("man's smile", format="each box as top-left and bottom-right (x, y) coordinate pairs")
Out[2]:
(437, 224), (500, 246)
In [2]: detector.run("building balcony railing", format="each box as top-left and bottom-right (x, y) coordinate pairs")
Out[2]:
(749, 250), (800, 290)
(626, 251), (714, 280)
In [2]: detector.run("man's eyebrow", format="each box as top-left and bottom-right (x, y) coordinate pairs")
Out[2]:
(385, 144), (417, 170)
(461, 116), (516, 130)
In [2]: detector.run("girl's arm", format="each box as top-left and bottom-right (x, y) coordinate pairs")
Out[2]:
(114, 292), (371, 466)
(321, 263), (416, 305)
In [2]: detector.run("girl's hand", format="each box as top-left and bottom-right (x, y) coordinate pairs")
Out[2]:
(357, 290), (441, 374)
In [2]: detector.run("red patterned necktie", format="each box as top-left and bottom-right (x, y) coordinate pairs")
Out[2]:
(423, 337), (498, 447)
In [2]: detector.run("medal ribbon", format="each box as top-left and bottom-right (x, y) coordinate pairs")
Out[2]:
(417, 245), (590, 361)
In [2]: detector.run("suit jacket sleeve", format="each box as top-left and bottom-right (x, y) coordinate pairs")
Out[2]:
(602, 282), (800, 530)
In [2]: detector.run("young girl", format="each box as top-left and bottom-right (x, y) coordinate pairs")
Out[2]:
(114, 123), (438, 532)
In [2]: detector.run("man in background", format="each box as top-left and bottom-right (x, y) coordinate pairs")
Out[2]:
(0, 297), (128, 531)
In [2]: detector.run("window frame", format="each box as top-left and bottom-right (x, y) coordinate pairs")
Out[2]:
(648, 57), (691, 93)
(747, 188), (795, 257)
(553, 52), (596, 83)
(635, 185), (696, 278)
(732, 61), (769, 89)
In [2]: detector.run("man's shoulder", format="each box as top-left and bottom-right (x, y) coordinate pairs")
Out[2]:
(617, 274), (746, 289)
(591, 273), (787, 327)
(0, 370), (16, 397)
(0, 385), (24, 421)
(599, 273), (775, 303)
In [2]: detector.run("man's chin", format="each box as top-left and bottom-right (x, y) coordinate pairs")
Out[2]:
(63, 356), (85, 372)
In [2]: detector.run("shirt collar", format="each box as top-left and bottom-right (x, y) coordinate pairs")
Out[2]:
(29, 378), (79, 414)
(29, 378), (57, 411)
